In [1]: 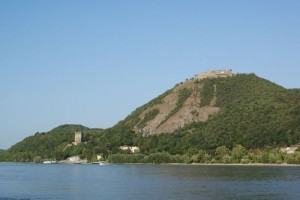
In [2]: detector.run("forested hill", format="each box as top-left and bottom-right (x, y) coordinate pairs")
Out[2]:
(113, 73), (300, 149)
(191, 74), (300, 149)
(1, 125), (103, 162)
(0, 149), (5, 152)
(1, 73), (299, 163)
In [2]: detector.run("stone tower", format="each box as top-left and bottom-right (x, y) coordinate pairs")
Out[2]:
(74, 132), (82, 144)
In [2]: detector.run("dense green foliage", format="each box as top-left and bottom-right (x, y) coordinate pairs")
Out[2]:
(1, 123), (300, 164)
(0, 125), (101, 162)
(107, 145), (300, 165)
(108, 152), (191, 164)
(1, 74), (299, 164)
(200, 82), (215, 107)
(196, 74), (300, 149)
(0, 124), (138, 162)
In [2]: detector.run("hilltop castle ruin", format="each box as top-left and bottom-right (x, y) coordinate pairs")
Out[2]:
(74, 131), (82, 145)
(63, 131), (83, 151)
(194, 69), (233, 80)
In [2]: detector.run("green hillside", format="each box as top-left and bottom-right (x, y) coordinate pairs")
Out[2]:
(1, 125), (101, 162)
(1, 73), (300, 164)
(114, 74), (300, 150)
(194, 74), (300, 149)
(0, 124), (136, 162)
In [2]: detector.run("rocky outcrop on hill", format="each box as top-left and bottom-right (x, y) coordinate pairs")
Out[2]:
(133, 80), (220, 135)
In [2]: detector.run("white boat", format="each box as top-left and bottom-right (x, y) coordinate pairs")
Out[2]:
(43, 161), (57, 164)
(99, 161), (108, 165)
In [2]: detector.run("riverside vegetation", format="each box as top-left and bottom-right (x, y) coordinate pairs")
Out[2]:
(1, 74), (299, 164)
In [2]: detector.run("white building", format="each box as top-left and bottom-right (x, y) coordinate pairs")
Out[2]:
(280, 147), (298, 154)
(68, 156), (81, 162)
(119, 145), (140, 153)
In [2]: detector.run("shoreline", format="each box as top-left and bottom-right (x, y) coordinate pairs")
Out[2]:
(190, 163), (300, 167)
(109, 162), (300, 166)
(1, 161), (300, 166)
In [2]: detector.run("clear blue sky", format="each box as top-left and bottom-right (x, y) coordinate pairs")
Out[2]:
(1, 1), (299, 149)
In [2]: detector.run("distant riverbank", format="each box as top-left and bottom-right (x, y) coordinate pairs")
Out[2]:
(100, 162), (300, 167)
(1, 161), (300, 167)
(190, 163), (300, 167)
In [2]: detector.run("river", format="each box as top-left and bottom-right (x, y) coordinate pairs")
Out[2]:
(1, 163), (300, 199)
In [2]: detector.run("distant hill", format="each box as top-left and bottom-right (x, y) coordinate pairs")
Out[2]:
(1, 72), (299, 163)
(1, 124), (104, 162)
(0, 149), (5, 153)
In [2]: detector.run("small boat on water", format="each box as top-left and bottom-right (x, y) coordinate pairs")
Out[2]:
(91, 161), (109, 165)
(99, 162), (108, 165)
(43, 161), (58, 164)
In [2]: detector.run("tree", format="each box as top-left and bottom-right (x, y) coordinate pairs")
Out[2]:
(215, 146), (230, 161)
(222, 154), (231, 163)
(231, 144), (246, 162)
(33, 156), (42, 163)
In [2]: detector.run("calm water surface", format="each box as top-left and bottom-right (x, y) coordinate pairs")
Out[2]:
(1, 163), (300, 200)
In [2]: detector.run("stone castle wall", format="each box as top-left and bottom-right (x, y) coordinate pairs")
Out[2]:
(194, 69), (233, 80)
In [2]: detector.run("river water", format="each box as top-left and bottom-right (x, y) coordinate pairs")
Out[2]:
(0, 163), (300, 200)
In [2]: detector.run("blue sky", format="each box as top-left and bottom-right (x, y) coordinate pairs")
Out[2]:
(0, 1), (299, 149)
